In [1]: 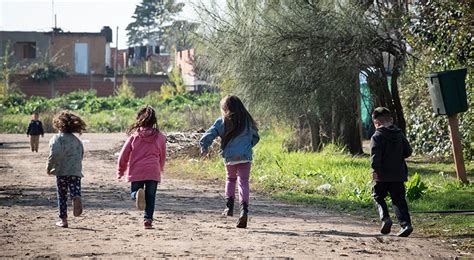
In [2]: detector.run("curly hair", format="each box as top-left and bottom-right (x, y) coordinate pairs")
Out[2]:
(53, 111), (87, 134)
(126, 105), (158, 135)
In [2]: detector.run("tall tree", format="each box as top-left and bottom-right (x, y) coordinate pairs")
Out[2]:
(171, 20), (199, 51)
(126, 0), (184, 48)
(197, 0), (378, 154)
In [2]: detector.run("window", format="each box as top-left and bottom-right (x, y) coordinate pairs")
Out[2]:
(14, 42), (36, 59)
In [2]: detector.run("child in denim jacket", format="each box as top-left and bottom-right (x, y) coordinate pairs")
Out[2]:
(200, 95), (259, 228)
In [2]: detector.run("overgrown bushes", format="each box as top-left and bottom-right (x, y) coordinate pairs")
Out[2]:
(0, 90), (221, 133)
(401, 0), (473, 160)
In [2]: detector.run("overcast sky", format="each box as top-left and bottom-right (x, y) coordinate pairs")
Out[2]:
(0, 0), (207, 49)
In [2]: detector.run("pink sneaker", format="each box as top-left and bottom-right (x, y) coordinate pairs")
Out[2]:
(144, 219), (153, 229)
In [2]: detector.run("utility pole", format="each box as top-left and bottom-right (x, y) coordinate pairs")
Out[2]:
(114, 26), (118, 90)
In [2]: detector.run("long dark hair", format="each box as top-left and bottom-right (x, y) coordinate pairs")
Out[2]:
(220, 95), (257, 146)
(126, 105), (158, 135)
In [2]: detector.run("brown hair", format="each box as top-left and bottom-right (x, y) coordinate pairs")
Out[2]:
(53, 111), (87, 134)
(126, 105), (158, 135)
(220, 95), (257, 147)
(372, 107), (392, 123)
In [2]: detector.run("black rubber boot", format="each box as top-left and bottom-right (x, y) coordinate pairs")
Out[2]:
(222, 197), (234, 216)
(236, 202), (248, 228)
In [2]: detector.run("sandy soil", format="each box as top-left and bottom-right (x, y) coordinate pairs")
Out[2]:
(0, 133), (463, 258)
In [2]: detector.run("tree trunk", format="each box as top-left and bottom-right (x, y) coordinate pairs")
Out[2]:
(341, 72), (363, 155)
(307, 114), (321, 152)
(319, 107), (332, 146)
(390, 64), (407, 134)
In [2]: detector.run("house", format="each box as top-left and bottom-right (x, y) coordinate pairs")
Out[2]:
(0, 31), (50, 65)
(1, 27), (168, 98)
(175, 48), (210, 92)
(0, 26), (112, 75)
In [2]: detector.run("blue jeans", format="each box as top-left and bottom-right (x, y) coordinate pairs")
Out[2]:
(131, 181), (158, 220)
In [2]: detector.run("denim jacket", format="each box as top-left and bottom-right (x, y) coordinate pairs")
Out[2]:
(199, 117), (259, 163)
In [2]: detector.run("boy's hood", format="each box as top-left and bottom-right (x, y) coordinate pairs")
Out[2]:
(376, 125), (403, 143)
(133, 127), (159, 142)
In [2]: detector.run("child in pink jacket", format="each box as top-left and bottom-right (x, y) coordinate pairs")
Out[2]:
(117, 106), (166, 229)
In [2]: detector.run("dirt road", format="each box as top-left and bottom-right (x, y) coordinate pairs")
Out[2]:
(0, 133), (461, 258)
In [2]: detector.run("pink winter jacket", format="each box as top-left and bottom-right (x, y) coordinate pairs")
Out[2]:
(117, 127), (166, 182)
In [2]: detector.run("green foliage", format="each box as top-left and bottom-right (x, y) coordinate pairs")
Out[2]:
(159, 82), (176, 99)
(197, 1), (391, 153)
(115, 75), (136, 98)
(405, 173), (429, 201)
(168, 67), (185, 94)
(27, 61), (68, 83)
(0, 90), (221, 132)
(0, 42), (19, 101)
(126, 0), (184, 49)
(401, 0), (473, 160)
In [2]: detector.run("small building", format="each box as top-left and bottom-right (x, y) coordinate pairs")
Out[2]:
(0, 31), (50, 65)
(0, 26), (112, 75)
(175, 48), (211, 92)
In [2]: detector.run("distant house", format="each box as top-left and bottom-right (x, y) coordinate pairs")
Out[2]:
(1, 27), (168, 98)
(175, 48), (210, 92)
(0, 31), (50, 65)
(0, 26), (113, 75)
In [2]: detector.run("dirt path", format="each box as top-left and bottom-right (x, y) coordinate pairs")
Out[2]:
(0, 133), (461, 258)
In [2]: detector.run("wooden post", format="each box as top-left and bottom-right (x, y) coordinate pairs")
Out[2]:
(447, 113), (468, 184)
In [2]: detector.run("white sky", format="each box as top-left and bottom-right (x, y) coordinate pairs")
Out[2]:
(0, 0), (204, 49)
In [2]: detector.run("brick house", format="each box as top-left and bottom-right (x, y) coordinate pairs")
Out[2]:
(1, 27), (167, 97)
(175, 48), (210, 92)
(0, 27), (112, 74)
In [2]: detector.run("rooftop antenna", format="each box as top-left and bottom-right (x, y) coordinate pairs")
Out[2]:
(51, 0), (54, 29)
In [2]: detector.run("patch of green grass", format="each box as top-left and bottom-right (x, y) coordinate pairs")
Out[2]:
(167, 129), (474, 250)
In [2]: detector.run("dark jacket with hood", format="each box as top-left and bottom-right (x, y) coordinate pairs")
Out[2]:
(370, 125), (412, 182)
(27, 120), (44, 136)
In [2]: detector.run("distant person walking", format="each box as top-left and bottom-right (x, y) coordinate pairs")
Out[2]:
(117, 106), (166, 229)
(27, 112), (44, 152)
(200, 95), (260, 228)
(47, 111), (86, 228)
(370, 107), (413, 237)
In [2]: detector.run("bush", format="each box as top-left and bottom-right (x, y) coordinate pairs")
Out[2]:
(406, 173), (429, 201)
(115, 75), (135, 98)
(27, 61), (68, 83)
(0, 90), (221, 133)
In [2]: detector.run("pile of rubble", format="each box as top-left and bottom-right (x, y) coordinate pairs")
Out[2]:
(108, 131), (221, 160)
(166, 131), (221, 158)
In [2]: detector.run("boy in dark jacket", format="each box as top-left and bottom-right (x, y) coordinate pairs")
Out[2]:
(370, 107), (413, 237)
(27, 112), (44, 152)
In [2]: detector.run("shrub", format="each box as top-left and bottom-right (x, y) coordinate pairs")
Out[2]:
(115, 75), (135, 98)
(27, 62), (68, 83)
(406, 173), (429, 201)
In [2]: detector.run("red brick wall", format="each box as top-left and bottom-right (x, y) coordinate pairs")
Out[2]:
(13, 74), (167, 98)
(175, 48), (194, 75)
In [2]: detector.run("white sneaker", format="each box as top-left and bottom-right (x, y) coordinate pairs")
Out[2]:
(136, 188), (146, 210)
